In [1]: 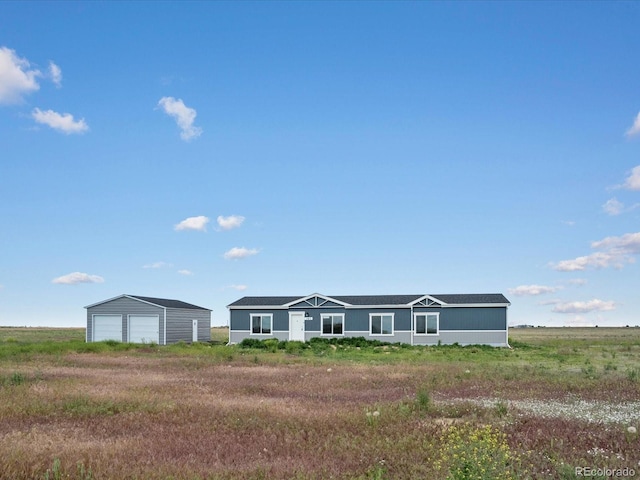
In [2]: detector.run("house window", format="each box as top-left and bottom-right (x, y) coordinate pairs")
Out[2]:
(415, 313), (439, 335)
(370, 313), (394, 335)
(250, 314), (272, 335)
(321, 314), (344, 335)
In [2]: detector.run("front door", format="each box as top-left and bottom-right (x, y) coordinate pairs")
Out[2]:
(192, 319), (198, 342)
(289, 312), (305, 341)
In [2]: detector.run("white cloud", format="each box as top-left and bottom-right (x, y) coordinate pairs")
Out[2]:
(553, 252), (632, 271)
(49, 61), (62, 88)
(31, 108), (88, 134)
(508, 284), (561, 296)
(552, 299), (616, 314)
(591, 231), (640, 254)
(217, 215), (245, 230)
(143, 261), (171, 269)
(552, 231), (640, 271)
(230, 284), (248, 291)
(174, 215), (210, 232)
(622, 165), (640, 191)
(177, 269), (193, 276)
(52, 272), (104, 285)
(157, 96), (202, 141)
(603, 198), (624, 216)
(625, 112), (640, 138)
(567, 278), (588, 286)
(223, 247), (259, 260)
(0, 47), (41, 104)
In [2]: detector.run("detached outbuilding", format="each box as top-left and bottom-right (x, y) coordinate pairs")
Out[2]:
(85, 295), (211, 344)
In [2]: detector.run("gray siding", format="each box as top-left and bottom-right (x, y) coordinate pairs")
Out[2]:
(230, 309), (289, 332)
(228, 305), (507, 346)
(413, 330), (508, 347)
(309, 330), (413, 344)
(165, 307), (211, 344)
(86, 297), (164, 344)
(291, 308), (347, 332)
(344, 308), (412, 332)
(414, 307), (507, 331)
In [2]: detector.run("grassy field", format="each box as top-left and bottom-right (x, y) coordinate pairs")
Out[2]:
(0, 327), (639, 479)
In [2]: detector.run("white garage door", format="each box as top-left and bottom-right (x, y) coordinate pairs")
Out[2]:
(93, 315), (123, 342)
(129, 315), (160, 344)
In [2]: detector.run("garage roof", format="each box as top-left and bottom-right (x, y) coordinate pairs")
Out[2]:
(85, 294), (211, 310)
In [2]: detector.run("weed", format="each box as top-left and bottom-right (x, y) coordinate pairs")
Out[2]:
(495, 400), (509, 418)
(42, 458), (93, 480)
(582, 361), (598, 379)
(10, 372), (25, 386)
(415, 386), (431, 412)
(365, 408), (381, 426)
(363, 464), (387, 480)
(436, 424), (517, 480)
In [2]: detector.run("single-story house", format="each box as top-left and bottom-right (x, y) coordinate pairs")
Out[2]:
(85, 295), (211, 344)
(227, 293), (510, 346)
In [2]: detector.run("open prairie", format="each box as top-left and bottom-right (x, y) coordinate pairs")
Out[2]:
(1, 327), (639, 479)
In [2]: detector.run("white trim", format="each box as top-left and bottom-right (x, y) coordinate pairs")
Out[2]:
(408, 295), (446, 306)
(369, 313), (395, 336)
(85, 294), (165, 309)
(85, 294), (129, 309)
(506, 308), (510, 348)
(346, 329), (506, 333)
(163, 307), (167, 346)
(410, 305), (414, 346)
(442, 303), (511, 308)
(250, 313), (273, 335)
(230, 329), (289, 332)
(345, 304), (410, 309)
(320, 313), (345, 336)
(228, 305), (289, 310)
(229, 303), (509, 309)
(282, 293), (351, 308)
(414, 312), (440, 336)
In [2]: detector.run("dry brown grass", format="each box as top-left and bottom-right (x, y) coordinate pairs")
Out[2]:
(0, 356), (441, 479)
(2, 329), (640, 478)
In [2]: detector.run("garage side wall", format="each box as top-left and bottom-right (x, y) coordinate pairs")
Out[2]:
(165, 308), (211, 344)
(86, 297), (164, 343)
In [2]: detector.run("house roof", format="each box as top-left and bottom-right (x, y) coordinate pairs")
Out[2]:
(227, 293), (510, 307)
(85, 294), (211, 310)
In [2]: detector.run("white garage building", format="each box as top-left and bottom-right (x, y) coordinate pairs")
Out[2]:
(85, 295), (211, 345)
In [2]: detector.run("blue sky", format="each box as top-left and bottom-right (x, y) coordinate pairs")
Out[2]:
(1, 1), (639, 328)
